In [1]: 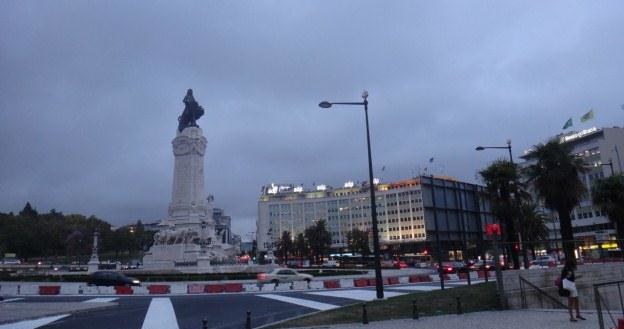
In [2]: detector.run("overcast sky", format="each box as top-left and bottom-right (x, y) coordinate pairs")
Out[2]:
(1, 1), (624, 240)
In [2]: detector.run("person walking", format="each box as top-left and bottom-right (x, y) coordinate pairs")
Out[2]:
(561, 260), (585, 322)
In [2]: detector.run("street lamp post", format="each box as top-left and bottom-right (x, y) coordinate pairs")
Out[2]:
(476, 140), (529, 269)
(319, 91), (384, 299)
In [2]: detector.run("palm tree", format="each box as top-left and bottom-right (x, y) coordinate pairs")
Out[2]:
(524, 140), (586, 264)
(591, 174), (624, 248)
(294, 233), (308, 266)
(480, 159), (521, 269)
(277, 231), (293, 265)
(519, 202), (550, 259)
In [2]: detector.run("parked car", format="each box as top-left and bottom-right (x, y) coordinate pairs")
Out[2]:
(529, 256), (557, 269)
(88, 271), (141, 286)
(257, 268), (313, 284)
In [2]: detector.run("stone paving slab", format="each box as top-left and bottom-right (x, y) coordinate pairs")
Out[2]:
(0, 302), (117, 324)
(284, 310), (604, 329)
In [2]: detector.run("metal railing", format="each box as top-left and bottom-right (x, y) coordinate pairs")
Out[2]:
(518, 275), (567, 309)
(594, 280), (624, 329)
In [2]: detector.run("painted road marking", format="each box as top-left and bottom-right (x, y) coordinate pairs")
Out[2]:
(141, 298), (179, 329)
(0, 298), (24, 303)
(0, 314), (69, 329)
(258, 294), (339, 311)
(83, 297), (118, 303)
(307, 289), (405, 301)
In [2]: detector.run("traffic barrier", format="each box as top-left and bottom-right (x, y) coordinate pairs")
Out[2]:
(469, 271), (478, 280)
(60, 284), (81, 295)
(0, 284), (19, 295)
(382, 278), (391, 285)
(429, 275), (440, 282)
(398, 276), (409, 284)
(170, 283), (187, 294)
(418, 274), (432, 282)
(224, 283), (243, 293)
(354, 278), (368, 287)
(409, 275), (421, 283)
(98, 286), (116, 295)
(243, 283), (260, 292)
(274, 283), (291, 291)
(148, 285), (170, 294)
(388, 277), (400, 285)
(19, 284), (39, 295)
(339, 278), (354, 288)
(205, 284), (225, 293)
(366, 278), (377, 286)
(458, 272), (468, 280)
(323, 280), (340, 289)
(448, 274), (459, 281)
(133, 286), (150, 295)
(188, 284), (205, 294)
(618, 318), (624, 329)
(260, 283), (275, 292)
(309, 281), (324, 290)
(292, 281), (309, 290)
(81, 286), (100, 295)
(39, 286), (61, 295)
(114, 286), (133, 295)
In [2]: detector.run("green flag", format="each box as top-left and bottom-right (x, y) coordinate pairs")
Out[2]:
(580, 109), (594, 122)
(562, 118), (573, 130)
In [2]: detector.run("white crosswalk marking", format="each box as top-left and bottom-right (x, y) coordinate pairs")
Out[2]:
(0, 298), (24, 303)
(258, 294), (339, 311)
(83, 297), (118, 303)
(307, 289), (405, 301)
(141, 298), (179, 329)
(0, 314), (69, 329)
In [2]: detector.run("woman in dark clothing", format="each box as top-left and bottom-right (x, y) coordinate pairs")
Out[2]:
(561, 260), (585, 322)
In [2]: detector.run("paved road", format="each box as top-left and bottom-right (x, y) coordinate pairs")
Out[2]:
(0, 281), (475, 329)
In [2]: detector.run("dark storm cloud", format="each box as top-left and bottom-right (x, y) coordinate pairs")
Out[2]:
(2, 1), (624, 237)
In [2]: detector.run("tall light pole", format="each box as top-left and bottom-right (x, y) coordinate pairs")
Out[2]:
(319, 91), (384, 299)
(476, 139), (529, 269)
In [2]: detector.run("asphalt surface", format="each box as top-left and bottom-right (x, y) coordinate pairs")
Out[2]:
(0, 281), (475, 329)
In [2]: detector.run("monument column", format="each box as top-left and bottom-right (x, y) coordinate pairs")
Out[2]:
(168, 126), (210, 226)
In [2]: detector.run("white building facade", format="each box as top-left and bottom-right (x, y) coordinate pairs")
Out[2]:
(520, 126), (624, 255)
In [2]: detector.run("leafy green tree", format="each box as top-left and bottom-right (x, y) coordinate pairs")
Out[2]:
(592, 174), (624, 244)
(346, 228), (370, 261)
(19, 202), (38, 218)
(304, 220), (332, 264)
(480, 159), (521, 268)
(277, 231), (293, 265)
(524, 140), (586, 263)
(294, 233), (308, 265)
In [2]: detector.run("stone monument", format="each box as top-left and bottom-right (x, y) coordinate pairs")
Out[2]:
(87, 231), (100, 273)
(143, 90), (236, 272)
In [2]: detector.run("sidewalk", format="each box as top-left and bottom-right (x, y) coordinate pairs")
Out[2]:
(0, 302), (116, 324)
(284, 309), (604, 329)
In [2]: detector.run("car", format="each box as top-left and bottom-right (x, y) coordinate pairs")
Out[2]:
(436, 261), (467, 274)
(2, 258), (21, 265)
(393, 260), (408, 269)
(88, 271), (141, 286)
(529, 256), (557, 269)
(257, 268), (313, 284)
(471, 260), (497, 271)
(322, 259), (339, 268)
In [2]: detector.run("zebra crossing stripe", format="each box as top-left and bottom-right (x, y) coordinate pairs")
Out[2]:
(0, 314), (69, 329)
(258, 294), (339, 311)
(141, 298), (179, 329)
(0, 298), (24, 303)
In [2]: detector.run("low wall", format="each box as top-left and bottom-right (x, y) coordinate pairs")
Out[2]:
(503, 262), (624, 310)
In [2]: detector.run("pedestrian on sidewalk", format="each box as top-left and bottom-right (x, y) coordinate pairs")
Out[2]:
(561, 260), (585, 322)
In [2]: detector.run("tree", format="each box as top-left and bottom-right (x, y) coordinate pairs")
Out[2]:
(524, 140), (586, 263)
(346, 228), (370, 261)
(277, 231), (293, 265)
(479, 159), (521, 268)
(19, 202), (38, 218)
(304, 220), (332, 264)
(591, 174), (624, 245)
(519, 202), (550, 259)
(294, 233), (308, 265)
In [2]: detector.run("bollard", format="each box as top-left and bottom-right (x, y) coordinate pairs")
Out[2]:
(484, 268), (489, 283)
(456, 296), (463, 315)
(245, 310), (251, 329)
(412, 300), (419, 320)
(362, 303), (369, 324)
(202, 318), (208, 329)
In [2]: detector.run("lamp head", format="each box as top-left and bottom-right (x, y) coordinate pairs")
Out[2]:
(362, 90), (369, 100)
(506, 139), (512, 146)
(319, 101), (332, 109)
(475, 146), (485, 151)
